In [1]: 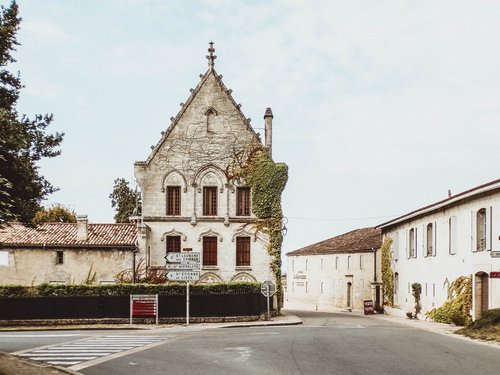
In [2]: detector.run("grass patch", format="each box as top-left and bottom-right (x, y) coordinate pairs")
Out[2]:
(456, 308), (500, 343)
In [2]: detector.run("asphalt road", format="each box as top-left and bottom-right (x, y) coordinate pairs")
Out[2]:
(1, 311), (499, 375)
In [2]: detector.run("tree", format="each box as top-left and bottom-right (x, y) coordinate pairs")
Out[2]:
(0, 1), (63, 225)
(109, 178), (141, 223)
(33, 203), (77, 224)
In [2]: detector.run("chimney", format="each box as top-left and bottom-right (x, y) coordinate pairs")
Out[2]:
(264, 107), (273, 157)
(76, 214), (88, 241)
(448, 189), (452, 198)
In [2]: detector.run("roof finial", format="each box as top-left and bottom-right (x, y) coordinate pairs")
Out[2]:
(206, 41), (217, 69)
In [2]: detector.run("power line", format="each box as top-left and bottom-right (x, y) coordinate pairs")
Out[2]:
(286, 215), (396, 222)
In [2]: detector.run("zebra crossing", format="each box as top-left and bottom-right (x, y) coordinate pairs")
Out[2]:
(15, 335), (167, 367)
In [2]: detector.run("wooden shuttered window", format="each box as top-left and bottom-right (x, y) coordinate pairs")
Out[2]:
(166, 236), (181, 253)
(236, 237), (251, 266)
(166, 187), (181, 216)
(203, 236), (217, 266)
(203, 187), (217, 216)
(237, 187), (251, 216)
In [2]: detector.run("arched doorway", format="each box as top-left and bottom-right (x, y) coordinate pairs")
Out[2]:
(474, 272), (489, 319)
(346, 282), (352, 309)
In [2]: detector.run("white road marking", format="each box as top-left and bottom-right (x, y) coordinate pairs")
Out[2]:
(13, 335), (167, 369)
(0, 334), (84, 338)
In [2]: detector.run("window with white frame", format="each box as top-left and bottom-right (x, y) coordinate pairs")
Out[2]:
(0, 251), (8, 266)
(392, 233), (399, 261)
(448, 216), (457, 255)
(409, 228), (417, 258)
(426, 223), (433, 257)
(472, 207), (492, 252)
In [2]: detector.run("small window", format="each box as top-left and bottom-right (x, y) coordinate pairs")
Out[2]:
(426, 223), (433, 257)
(55, 251), (64, 265)
(236, 187), (251, 216)
(321, 282), (324, 294)
(359, 255), (363, 270)
(409, 228), (416, 258)
(203, 187), (217, 216)
(292, 259), (295, 272)
(166, 187), (181, 216)
(321, 258), (323, 270)
(236, 237), (251, 267)
(0, 251), (8, 266)
(449, 216), (457, 255)
(166, 236), (181, 253)
(335, 256), (338, 270)
(203, 236), (217, 266)
(347, 256), (351, 269)
(394, 273), (399, 294)
(305, 259), (308, 271)
(476, 208), (486, 251)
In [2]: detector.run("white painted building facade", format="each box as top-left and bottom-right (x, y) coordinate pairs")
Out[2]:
(285, 228), (382, 311)
(378, 178), (500, 319)
(134, 44), (277, 284)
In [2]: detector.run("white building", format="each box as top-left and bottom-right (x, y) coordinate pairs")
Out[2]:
(377, 178), (500, 319)
(134, 43), (278, 284)
(285, 228), (382, 311)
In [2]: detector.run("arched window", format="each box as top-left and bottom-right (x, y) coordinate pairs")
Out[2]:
(347, 256), (351, 270)
(206, 108), (216, 133)
(476, 208), (486, 251)
(426, 223), (433, 256)
(409, 228), (416, 258)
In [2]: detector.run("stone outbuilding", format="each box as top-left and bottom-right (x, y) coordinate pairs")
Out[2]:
(285, 227), (382, 311)
(0, 216), (136, 285)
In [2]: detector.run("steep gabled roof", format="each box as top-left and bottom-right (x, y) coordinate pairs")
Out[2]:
(136, 45), (261, 166)
(377, 177), (500, 230)
(286, 227), (381, 256)
(0, 222), (137, 249)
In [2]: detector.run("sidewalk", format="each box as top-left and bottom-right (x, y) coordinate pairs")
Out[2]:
(0, 314), (303, 375)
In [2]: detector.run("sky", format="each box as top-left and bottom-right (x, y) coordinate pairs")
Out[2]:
(5, 0), (500, 263)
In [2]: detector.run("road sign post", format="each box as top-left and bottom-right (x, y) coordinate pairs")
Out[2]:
(165, 252), (201, 326)
(261, 280), (276, 321)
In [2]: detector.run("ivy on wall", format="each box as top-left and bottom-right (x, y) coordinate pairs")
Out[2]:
(426, 275), (472, 326)
(238, 148), (288, 309)
(381, 237), (394, 307)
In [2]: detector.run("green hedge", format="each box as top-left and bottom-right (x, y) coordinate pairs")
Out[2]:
(0, 282), (261, 298)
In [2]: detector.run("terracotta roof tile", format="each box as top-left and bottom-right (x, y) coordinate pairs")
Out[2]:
(286, 227), (381, 256)
(0, 222), (137, 248)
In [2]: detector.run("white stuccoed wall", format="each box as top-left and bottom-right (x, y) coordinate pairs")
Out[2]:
(383, 192), (500, 319)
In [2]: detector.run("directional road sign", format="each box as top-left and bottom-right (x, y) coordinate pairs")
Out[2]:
(491, 251), (500, 258)
(261, 280), (276, 297)
(166, 271), (200, 282)
(165, 263), (201, 271)
(165, 252), (200, 263)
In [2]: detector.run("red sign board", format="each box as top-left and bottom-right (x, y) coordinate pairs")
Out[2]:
(363, 300), (375, 315)
(490, 272), (500, 278)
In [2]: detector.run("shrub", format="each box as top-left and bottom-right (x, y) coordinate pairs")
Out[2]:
(0, 282), (261, 298)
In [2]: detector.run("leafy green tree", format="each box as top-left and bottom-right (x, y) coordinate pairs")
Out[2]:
(109, 178), (141, 223)
(0, 1), (63, 225)
(33, 203), (77, 224)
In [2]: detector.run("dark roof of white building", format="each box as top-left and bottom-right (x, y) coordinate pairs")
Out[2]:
(377, 178), (500, 230)
(286, 227), (381, 256)
(0, 222), (137, 249)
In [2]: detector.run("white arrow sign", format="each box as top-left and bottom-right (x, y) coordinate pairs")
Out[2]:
(165, 252), (200, 263)
(165, 263), (201, 271)
(166, 271), (200, 281)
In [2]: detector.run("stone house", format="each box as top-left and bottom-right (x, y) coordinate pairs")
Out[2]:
(0, 216), (136, 285)
(134, 43), (278, 283)
(377, 178), (500, 319)
(285, 227), (382, 311)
